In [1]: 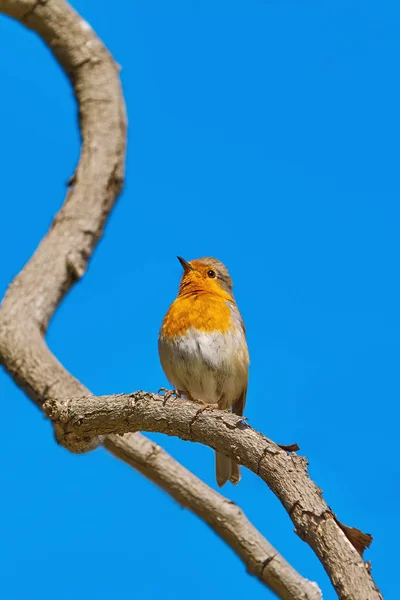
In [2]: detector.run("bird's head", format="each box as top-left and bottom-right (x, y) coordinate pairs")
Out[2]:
(177, 256), (234, 299)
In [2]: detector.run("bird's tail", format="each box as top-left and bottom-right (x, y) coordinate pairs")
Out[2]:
(215, 451), (241, 487)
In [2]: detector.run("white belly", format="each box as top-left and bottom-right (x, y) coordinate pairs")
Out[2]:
(158, 326), (248, 408)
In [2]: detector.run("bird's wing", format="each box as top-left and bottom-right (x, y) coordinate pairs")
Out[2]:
(232, 384), (247, 417)
(228, 300), (249, 417)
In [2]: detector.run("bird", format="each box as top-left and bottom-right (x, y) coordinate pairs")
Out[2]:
(158, 256), (249, 487)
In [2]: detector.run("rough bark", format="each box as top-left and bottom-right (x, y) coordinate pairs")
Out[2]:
(106, 433), (321, 600)
(0, 1), (323, 599)
(45, 390), (380, 600)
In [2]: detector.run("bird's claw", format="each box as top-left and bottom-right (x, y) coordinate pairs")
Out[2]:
(195, 399), (219, 410)
(158, 388), (182, 403)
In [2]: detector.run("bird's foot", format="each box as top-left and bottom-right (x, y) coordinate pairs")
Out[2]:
(158, 388), (183, 403)
(194, 399), (219, 410)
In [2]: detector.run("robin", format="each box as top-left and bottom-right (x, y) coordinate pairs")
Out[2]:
(158, 256), (249, 487)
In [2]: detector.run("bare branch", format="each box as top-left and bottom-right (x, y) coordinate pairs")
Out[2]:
(0, 1), (322, 598)
(44, 390), (380, 600)
(0, 0), (127, 447)
(106, 433), (322, 600)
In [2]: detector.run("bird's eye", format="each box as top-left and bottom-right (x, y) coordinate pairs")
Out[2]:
(207, 269), (216, 278)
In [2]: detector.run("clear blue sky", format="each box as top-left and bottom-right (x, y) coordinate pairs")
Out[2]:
(0, 1), (398, 598)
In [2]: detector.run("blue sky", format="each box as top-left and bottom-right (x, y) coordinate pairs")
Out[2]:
(0, 1), (398, 598)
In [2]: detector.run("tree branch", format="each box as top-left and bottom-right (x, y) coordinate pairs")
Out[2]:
(0, 1), (322, 598)
(105, 433), (321, 600)
(44, 390), (380, 600)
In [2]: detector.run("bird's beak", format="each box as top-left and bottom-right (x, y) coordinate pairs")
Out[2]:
(177, 256), (194, 272)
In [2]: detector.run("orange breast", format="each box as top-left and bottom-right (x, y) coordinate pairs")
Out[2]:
(161, 294), (233, 337)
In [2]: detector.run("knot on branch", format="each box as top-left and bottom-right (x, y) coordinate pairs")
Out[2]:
(44, 397), (103, 453)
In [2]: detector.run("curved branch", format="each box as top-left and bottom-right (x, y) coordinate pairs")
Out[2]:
(45, 390), (381, 600)
(0, 0), (126, 445)
(106, 433), (321, 600)
(0, 1), (322, 599)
